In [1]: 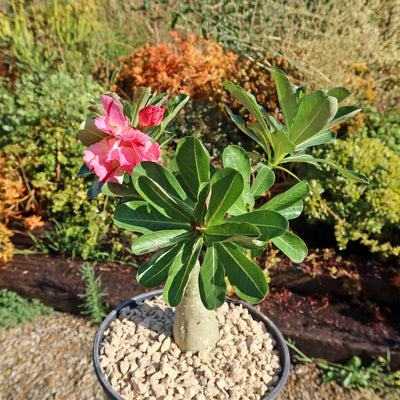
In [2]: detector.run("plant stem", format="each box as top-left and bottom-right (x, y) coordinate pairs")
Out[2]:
(173, 261), (219, 353)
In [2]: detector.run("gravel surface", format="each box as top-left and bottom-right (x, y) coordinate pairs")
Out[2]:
(100, 298), (281, 400)
(0, 311), (394, 400)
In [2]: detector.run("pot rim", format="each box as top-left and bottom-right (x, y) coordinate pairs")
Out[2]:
(93, 289), (290, 400)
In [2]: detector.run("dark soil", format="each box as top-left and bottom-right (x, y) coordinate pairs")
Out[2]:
(1, 225), (399, 369)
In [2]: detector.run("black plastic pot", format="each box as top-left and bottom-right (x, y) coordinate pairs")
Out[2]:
(94, 289), (290, 400)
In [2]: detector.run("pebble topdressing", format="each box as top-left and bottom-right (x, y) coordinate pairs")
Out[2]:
(99, 296), (281, 400)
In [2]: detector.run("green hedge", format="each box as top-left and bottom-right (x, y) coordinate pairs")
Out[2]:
(304, 137), (400, 257)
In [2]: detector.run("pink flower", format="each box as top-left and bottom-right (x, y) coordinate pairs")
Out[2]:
(83, 137), (125, 184)
(95, 95), (150, 142)
(139, 105), (166, 127)
(84, 94), (163, 184)
(83, 136), (162, 184)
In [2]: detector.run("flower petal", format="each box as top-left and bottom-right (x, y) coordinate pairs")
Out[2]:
(100, 95), (127, 129)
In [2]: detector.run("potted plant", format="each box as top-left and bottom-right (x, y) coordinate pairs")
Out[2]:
(77, 71), (367, 400)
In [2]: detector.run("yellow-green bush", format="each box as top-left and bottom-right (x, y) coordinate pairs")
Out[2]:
(304, 137), (400, 257)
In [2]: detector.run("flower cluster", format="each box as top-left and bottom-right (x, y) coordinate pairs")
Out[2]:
(83, 95), (165, 184)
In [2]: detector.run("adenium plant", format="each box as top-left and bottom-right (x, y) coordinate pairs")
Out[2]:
(77, 71), (368, 353)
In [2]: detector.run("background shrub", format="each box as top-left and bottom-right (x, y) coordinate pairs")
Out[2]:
(304, 137), (400, 257)
(0, 73), (134, 261)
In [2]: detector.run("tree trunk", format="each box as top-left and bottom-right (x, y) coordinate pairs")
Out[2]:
(173, 261), (219, 353)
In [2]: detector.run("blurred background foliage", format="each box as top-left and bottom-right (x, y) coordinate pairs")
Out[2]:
(0, 0), (399, 262)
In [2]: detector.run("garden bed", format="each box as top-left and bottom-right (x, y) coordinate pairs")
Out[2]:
(1, 242), (399, 369)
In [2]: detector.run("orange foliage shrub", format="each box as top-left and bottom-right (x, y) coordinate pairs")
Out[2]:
(113, 32), (238, 106)
(114, 34), (371, 152)
(0, 152), (44, 263)
(0, 152), (25, 262)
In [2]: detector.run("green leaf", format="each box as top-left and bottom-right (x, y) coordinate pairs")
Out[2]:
(260, 108), (284, 132)
(224, 82), (272, 146)
(78, 119), (108, 146)
(223, 146), (254, 214)
(278, 201), (303, 220)
(327, 87), (352, 104)
(131, 87), (152, 127)
(222, 145), (251, 184)
(206, 168), (244, 225)
(228, 210), (288, 241)
(204, 221), (260, 243)
(137, 243), (184, 288)
(260, 181), (310, 212)
(124, 102), (133, 120)
(342, 372), (354, 388)
(131, 161), (189, 202)
(136, 175), (193, 222)
(163, 236), (203, 306)
(281, 154), (322, 169)
(289, 90), (338, 145)
(295, 129), (337, 151)
(227, 195), (248, 216)
(88, 180), (103, 198)
(325, 106), (361, 130)
(312, 157), (369, 184)
(77, 163), (91, 177)
(131, 229), (190, 255)
(176, 137), (210, 199)
(348, 356), (362, 368)
(216, 242), (268, 303)
(246, 121), (271, 153)
(296, 85), (307, 101)
(150, 93), (168, 107)
(199, 245), (227, 310)
(271, 129), (296, 158)
(193, 182), (211, 226)
(272, 231), (308, 263)
(251, 165), (275, 198)
(282, 154), (368, 183)
(114, 201), (191, 234)
(224, 106), (264, 147)
(102, 181), (141, 199)
(271, 69), (298, 130)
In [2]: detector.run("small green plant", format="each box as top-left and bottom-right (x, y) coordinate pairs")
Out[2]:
(78, 262), (108, 323)
(287, 339), (400, 393)
(0, 288), (53, 330)
(318, 354), (400, 392)
(77, 71), (366, 355)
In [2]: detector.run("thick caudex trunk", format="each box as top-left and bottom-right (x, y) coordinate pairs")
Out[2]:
(173, 261), (219, 353)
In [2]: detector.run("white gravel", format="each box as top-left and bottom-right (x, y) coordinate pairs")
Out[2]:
(99, 296), (281, 400)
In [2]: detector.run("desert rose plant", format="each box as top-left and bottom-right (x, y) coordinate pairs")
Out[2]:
(78, 71), (368, 353)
